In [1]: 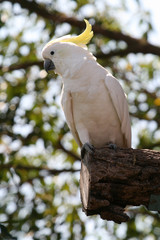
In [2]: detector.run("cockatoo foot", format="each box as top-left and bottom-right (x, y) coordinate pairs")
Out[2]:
(81, 143), (95, 159)
(108, 143), (117, 150)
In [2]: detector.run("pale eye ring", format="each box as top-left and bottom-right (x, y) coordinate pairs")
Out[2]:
(50, 51), (54, 55)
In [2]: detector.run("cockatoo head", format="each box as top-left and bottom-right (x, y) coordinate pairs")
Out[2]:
(42, 20), (94, 77)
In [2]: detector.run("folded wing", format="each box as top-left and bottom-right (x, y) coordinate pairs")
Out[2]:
(104, 75), (131, 148)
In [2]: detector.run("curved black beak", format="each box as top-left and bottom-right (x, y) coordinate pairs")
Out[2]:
(44, 59), (55, 72)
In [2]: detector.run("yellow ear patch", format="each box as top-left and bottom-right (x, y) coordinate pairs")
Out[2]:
(46, 19), (93, 47)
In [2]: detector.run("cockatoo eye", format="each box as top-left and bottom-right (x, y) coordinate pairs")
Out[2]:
(50, 51), (54, 55)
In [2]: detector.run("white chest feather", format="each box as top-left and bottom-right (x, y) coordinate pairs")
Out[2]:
(61, 78), (124, 148)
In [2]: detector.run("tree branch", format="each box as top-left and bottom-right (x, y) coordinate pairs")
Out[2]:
(95, 44), (160, 59)
(0, 61), (43, 72)
(2, 0), (160, 57)
(1, 163), (79, 175)
(58, 141), (80, 161)
(80, 146), (160, 223)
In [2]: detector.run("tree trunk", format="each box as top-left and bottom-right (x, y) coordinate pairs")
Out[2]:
(80, 146), (160, 223)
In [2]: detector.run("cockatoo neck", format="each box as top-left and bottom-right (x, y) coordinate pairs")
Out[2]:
(61, 57), (106, 92)
(61, 56), (92, 79)
(53, 45), (93, 78)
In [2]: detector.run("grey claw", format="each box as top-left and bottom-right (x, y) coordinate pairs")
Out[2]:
(109, 143), (117, 150)
(81, 142), (95, 159)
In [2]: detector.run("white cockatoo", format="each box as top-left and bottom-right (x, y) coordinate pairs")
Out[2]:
(42, 20), (131, 157)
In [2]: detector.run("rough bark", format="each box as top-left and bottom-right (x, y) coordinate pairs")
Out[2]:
(80, 146), (160, 223)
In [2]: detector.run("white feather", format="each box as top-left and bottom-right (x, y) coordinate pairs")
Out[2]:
(42, 41), (131, 148)
(104, 74), (131, 147)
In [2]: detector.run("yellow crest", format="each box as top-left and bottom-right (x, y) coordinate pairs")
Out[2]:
(47, 19), (93, 46)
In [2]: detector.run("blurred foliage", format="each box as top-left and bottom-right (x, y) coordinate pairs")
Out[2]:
(0, 224), (17, 240)
(0, 0), (160, 239)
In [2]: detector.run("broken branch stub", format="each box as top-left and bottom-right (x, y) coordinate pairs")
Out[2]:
(80, 146), (160, 223)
